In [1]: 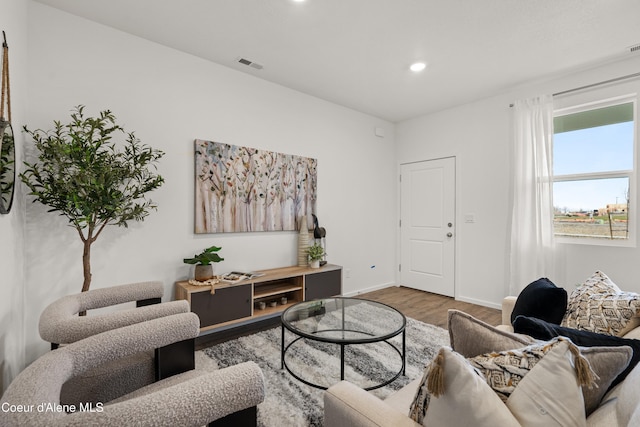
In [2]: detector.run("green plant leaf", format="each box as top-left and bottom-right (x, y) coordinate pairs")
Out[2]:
(183, 245), (224, 265)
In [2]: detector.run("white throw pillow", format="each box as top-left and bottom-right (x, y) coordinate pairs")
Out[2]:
(504, 340), (587, 426)
(410, 347), (520, 427)
(410, 339), (590, 427)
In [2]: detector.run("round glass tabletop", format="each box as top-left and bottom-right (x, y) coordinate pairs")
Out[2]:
(281, 297), (406, 344)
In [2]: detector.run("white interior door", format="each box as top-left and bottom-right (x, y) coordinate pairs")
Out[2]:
(400, 157), (455, 297)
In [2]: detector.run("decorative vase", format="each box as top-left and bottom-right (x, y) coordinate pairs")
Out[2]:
(310, 260), (320, 269)
(194, 264), (214, 281)
(297, 215), (310, 267)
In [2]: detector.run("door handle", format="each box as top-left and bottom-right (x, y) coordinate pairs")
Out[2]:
(446, 232), (453, 238)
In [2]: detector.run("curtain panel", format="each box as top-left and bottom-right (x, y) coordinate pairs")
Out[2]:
(509, 95), (556, 294)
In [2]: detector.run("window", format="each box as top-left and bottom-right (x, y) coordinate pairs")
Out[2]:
(553, 97), (636, 244)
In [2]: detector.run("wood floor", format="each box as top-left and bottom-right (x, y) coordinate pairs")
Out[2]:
(195, 285), (502, 349)
(358, 286), (502, 329)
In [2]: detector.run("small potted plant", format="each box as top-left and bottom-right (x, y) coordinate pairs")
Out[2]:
(307, 244), (324, 269)
(183, 245), (224, 281)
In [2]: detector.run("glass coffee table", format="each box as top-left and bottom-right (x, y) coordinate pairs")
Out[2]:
(281, 297), (406, 390)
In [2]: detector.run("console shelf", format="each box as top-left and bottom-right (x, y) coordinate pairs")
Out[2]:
(254, 282), (303, 300)
(175, 264), (342, 333)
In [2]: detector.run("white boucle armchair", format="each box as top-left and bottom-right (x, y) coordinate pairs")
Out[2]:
(39, 281), (186, 348)
(38, 281), (194, 405)
(0, 313), (266, 427)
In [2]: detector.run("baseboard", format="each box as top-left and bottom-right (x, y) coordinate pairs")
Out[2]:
(342, 282), (397, 297)
(455, 295), (501, 310)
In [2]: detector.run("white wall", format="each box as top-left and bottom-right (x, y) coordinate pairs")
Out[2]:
(397, 54), (640, 308)
(0, 0), (28, 392)
(24, 3), (396, 363)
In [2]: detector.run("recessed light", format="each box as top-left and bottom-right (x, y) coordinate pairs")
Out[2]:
(410, 62), (427, 72)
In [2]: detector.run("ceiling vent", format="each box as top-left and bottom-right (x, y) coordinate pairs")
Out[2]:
(629, 44), (640, 53)
(236, 57), (264, 70)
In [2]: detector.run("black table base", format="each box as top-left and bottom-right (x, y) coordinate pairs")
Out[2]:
(281, 325), (406, 391)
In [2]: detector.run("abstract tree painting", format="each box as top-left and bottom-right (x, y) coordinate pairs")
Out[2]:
(195, 139), (317, 233)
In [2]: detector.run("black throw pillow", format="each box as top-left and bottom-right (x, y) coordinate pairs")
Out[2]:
(510, 278), (567, 325)
(513, 315), (640, 389)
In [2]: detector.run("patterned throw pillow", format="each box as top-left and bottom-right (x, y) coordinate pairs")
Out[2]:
(409, 338), (595, 426)
(562, 271), (640, 336)
(467, 340), (557, 402)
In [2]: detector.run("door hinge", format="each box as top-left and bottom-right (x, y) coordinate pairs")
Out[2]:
(399, 219), (401, 227)
(398, 264), (401, 272)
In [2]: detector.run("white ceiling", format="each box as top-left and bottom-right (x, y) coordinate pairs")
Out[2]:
(34, 0), (640, 122)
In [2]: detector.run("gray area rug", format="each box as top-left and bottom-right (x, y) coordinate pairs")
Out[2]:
(196, 307), (449, 427)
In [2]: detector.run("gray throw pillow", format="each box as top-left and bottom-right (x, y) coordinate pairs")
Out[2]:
(448, 309), (536, 357)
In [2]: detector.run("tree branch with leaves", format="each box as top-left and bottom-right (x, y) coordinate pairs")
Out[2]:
(20, 105), (165, 293)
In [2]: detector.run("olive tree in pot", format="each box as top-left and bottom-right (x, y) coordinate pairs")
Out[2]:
(20, 105), (165, 297)
(183, 246), (224, 280)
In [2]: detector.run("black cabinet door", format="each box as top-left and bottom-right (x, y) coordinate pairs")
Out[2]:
(190, 284), (252, 327)
(305, 269), (342, 301)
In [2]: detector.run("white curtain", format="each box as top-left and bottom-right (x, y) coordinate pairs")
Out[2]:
(509, 95), (556, 295)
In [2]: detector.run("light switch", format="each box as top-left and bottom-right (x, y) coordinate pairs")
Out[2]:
(464, 213), (476, 223)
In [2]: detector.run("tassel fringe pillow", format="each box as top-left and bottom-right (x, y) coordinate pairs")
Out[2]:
(409, 338), (595, 427)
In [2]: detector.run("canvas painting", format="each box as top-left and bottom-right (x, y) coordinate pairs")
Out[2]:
(194, 139), (317, 233)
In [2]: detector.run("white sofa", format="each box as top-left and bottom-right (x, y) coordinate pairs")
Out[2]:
(324, 298), (640, 426)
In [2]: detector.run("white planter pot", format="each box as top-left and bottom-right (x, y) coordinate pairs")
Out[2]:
(309, 260), (320, 269)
